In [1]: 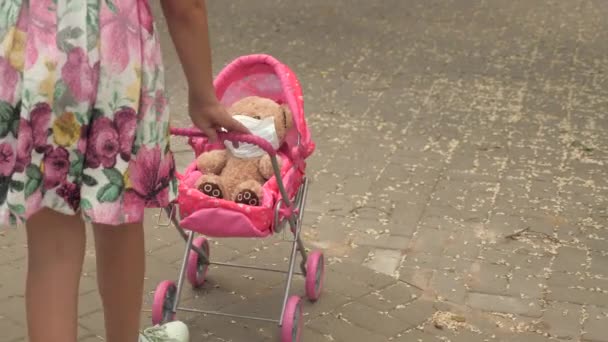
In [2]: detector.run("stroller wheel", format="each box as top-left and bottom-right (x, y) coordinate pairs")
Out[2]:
(305, 251), (325, 302)
(187, 236), (210, 288)
(152, 280), (177, 325)
(280, 296), (303, 342)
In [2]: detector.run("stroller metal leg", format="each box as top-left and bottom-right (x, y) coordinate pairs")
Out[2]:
(278, 176), (312, 325)
(295, 177), (310, 274)
(164, 205), (190, 241)
(172, 230), (196, 314)
(164, 206), (207, 264)
(278, 218), (301, 326)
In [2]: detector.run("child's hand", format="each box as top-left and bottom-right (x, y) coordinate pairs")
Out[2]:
(188, 95), (250, 142)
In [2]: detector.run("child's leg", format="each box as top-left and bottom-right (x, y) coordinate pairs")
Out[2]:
(25, 208), (86, 342)
(93, 222), (145, 342)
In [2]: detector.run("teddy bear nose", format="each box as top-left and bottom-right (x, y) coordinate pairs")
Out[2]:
(253, 115), (261, 120)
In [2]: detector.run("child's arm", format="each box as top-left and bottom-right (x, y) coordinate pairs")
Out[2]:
(160, 0), (248, 141)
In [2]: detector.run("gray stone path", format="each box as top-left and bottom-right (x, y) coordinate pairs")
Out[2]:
(1, 0), (608, 341)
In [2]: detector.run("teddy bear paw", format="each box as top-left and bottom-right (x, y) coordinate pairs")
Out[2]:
(235, 190), (260, 206)
(199, 182), (223, 199)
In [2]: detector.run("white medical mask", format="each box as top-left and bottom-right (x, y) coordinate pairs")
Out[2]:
(224, 114), (280, 159)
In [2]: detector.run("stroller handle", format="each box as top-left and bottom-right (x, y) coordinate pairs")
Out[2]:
(170, 127), (277, 157)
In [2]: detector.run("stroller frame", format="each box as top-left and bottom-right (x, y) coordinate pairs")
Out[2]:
(160, 178), (309, 324)
(153, 137), (323, 341)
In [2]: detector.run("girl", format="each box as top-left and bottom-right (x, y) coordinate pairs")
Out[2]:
(0, 0), (248, 341)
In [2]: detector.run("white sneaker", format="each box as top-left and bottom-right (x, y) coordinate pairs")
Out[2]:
(139, 321), (190, 342)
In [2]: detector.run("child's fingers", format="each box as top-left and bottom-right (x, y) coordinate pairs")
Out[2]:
(202, 126), (218, 143)
(219, 116), (250, 134)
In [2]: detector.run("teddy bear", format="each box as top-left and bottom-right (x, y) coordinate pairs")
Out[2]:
(194, 96), (294, 206)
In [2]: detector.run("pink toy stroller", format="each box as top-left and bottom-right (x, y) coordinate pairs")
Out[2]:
(152, 54), (324, 342)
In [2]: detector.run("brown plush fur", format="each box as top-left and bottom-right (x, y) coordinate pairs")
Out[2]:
(195, 96), (294, 205)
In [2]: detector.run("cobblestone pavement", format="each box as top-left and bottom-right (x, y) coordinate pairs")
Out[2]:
(1, 0), (608, 341)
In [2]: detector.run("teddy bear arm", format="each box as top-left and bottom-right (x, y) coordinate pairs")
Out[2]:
(196, 149), (228, 175)
(258, 154), (282, 180)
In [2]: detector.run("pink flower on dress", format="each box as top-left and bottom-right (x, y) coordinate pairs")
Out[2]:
(30, 103), (52, 151)
(42, 146), (70, 189)
(62, 47), (99, 102)
(0, 143), (16, 177)
(113, 108), (137, 161)
(25, 189), (42, 218)
(154, 90), (167, 115)
(100, 0), (154, 72)
(56, 182), (81, 211)
(15, 119), (33, 173)
(142, 40), (161, 67)
(26, 0), (56, 66)
(139, 89), (166, 119)
(137, 0), (154, 34)
(139, 90), (154, 118)
(88, 201), (122, 224)
(86, 117), (119, 168)
(0, 58), (18, 103)
(85, 108), (138, 168)
(124, 146), (174, 218)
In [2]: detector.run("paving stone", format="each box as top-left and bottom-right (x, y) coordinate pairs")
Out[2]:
(430, 271), (467, 304)
(352, 233), (411, 251)
(357, 281), (420, 312)
(78, 310), (106, 336)
(79, 274), (100, 294)
(0, 264), (25, 298)
(541, 302), (583, 339)
(307, 314), (388, 342)
(422, 327), (490, 342)
(466, 293), (542, 317)
(0, 243), (25, 267)
(507, 268), (546, 299)
(0, 316), (24, 342)
(338, 301), (405, 337)
(187, 313), (277, 342)
(503, 332), (555, 342)
(301, 327), (335, 341)
(301, 289), (352, 320)
(0, 296), (25, 325)
(553, 247), (588, 273)
(480, 246), (553, 275)
(389, 201), (427, 236)
(547, 272), (608, 308)
(78, 290), (103, 317)
(400, 251), (442, 272)
(582, 306), (608, 342)
(78, 325), (95, 340)
(410, 227), (450, 255)
(547, 286), (608, 309)
(443, 229), (483, 260)
(146, 244), (186, 266)
(398, 266), (434, 292)
(390, 298), (437, 328)
(328, 259), (397, 292)
(393, 329), (438, 341)
(588, 253), (608, 279)
(467, 262), (510, 295)
(363, 248), (402, 276)
(314, 215), (356, 244)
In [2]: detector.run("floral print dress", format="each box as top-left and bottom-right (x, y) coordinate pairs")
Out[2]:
(0, 0), (176, 226)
